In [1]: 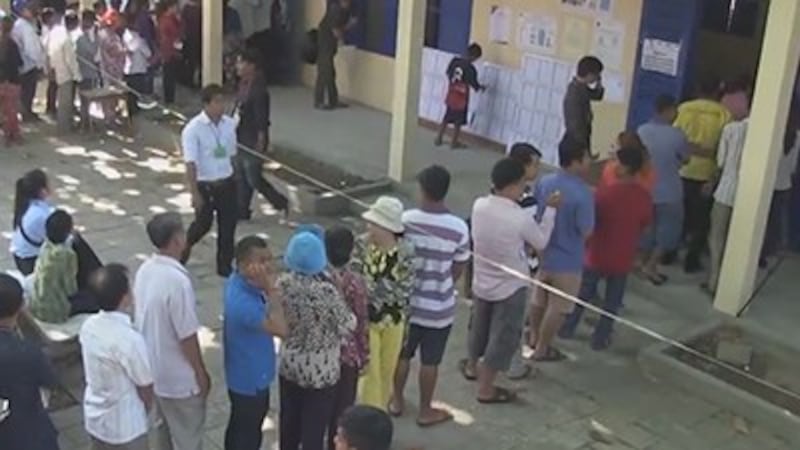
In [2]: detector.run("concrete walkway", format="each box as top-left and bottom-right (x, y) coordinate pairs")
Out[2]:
(0, 91), (795, 449)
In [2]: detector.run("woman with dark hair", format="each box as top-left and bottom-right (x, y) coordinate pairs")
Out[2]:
(10, 169), (53, 275)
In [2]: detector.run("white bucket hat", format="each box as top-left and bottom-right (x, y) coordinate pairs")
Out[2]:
(361, 196), (405, 234)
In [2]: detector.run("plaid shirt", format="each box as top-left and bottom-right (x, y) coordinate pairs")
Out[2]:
(30, 241), (77, 323)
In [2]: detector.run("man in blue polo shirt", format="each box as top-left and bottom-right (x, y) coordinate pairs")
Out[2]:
(223, 235), (287, 450)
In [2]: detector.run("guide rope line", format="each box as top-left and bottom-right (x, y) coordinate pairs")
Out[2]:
(40, 23), (800, 405)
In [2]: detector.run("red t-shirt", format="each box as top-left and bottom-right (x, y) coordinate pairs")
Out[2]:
(585, 181), (653, 275)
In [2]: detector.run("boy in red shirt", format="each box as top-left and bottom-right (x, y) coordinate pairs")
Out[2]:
(435, 43), (485, 149)
(559, 146), (652, 350)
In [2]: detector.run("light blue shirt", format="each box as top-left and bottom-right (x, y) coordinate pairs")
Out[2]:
(10, 200), (55, 258)
(535, 171), (595, 273)
(181, 111), (238, 182)
(638, 118), (690, 204)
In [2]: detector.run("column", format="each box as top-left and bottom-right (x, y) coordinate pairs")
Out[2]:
(0, 0), (9, 13)
(714, 0), (800, 315)
(387, 0), (425, 181)
(201, 0), (223, 86)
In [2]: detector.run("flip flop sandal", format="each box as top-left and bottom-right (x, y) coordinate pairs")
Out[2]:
(416, 409), (453, 428)
(506, 363), (533, 380)
(477, 386), (517, 404)
(458, 358), (477, 381)
(532, 347), (567, 363)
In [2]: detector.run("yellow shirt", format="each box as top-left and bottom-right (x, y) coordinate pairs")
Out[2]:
(674, 99), (732, 181)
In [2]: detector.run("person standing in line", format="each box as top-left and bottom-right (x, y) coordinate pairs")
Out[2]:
(278, 230), (356, 450)
(223, 235), (288, 450)
(122, 15), (151, 117)
(233, 49), (289, 220)
(47, 9), (81, 132)
(0, 274), (60, 450)
(98, 10), (126, 125)
(180, 84), (239, 277)
(12, 1), (47, 122)
(179, 0), (200, 87)
(0, 16), (23, 145)
(79, 264), (154, 450)
(720, 77), (751, 122)
(434, 43), (485, 149)
(637, 95), (691, 285)
(324, 226), (369, 450)
(674, 76), (732, 273)
(74, 9), (102, 131)
(563, 55), (604, 159)
(156, 0), (181, 104)
(133, 212), (210, 450)
(354, 197), (416, 411)
(528, 135), (594, 362)
(462, 158), (557, 404)
(389, 165), (468, 426)
(314, 0), (356, 110)
(559, 147), (652, 349)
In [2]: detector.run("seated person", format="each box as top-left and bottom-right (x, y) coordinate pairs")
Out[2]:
(29, 210), (97, 323)
(334, 405), (393, 450)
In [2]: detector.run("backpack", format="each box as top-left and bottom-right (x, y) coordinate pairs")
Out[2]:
(301, 29), (319, 65)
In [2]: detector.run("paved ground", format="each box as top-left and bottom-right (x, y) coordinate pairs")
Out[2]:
(0, 94), (796, 449)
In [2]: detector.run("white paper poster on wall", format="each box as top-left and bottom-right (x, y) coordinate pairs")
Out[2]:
(641, 38), (681, 76)
(560, 0), (614, 16)
(518, 13), (558, 55)
(601, 70), (627, 103)
(489, 5), (513, 44)
(592, 19), (625, 69)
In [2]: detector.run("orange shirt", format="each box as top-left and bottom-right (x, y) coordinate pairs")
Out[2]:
(600, 160), (657, 193)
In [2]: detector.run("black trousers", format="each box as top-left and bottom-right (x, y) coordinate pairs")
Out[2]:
(225, 389), (270, 450)
(314, 47), (338, 107)
(279, 376), (336, 450)
(184, 177), (238, 275)
(234, 152), (288, 218)
(125, 73), (149, 117)
(682, 178), (713, 267)
(162, 58), (180, 104)
(327, 365), (358, 450)
(46, 78), (57, 115)
(19, 69), (39, 118)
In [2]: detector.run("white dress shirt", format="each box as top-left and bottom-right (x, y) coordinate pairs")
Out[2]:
(12, 18), (46, 74)
(775, 131), (800, 192)
(123, 29), (152, 76)
(133, 255), (201, 399)
(45, 24), (82, 85)
(714, 119), (749, 207)
(79, 311), (153, 445)
(182, 111), (238, 182)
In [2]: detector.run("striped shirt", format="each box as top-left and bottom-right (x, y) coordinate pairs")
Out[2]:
(402, 207), (469, 328)
(714, 119), (749, 206)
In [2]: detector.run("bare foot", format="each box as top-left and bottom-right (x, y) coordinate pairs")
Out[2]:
(416, 407), (453, 427)
(388, 396), (404, 417)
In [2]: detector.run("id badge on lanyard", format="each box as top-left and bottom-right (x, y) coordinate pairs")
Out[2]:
(211, 125), (227, 159)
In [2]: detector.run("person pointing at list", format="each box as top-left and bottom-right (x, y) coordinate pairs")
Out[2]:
(180, 84), (240, 278)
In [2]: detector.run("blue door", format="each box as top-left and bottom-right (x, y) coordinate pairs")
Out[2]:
(626, 0), (702, 129)
(437, 0), (473, 54)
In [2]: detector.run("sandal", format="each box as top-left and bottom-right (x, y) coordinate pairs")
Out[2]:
(506, 363), (533, 380)
(477, 386), (517, 404)
(532, 347), (567, 363)
(387, 398), (404, 418)
(458, 359), (477, 381)
(416, 408), (453, 427)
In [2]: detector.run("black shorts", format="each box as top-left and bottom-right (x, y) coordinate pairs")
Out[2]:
(399, 324), (452, 366)
(443, 107), (468, 126)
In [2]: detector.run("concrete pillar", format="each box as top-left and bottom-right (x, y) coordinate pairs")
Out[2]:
(714, 0), (800, 315)
(201, 0), (223, 86)
(387, 0), (425, 181)
(0, 0), (9, 13)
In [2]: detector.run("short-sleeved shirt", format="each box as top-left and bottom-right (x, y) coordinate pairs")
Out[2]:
(223, 271), (276, 396)
(80, 311), (153, 445)
(445, 57), (480, 110)
(674, 98), (732, 181)
(535, 171), (595, 273)
(10, 199), (55, 259)
(713, 119), (749, 206)
(181, 111), (238, 182)
(402, 206), (470, 328)
(0, 329), (59, 450)
(585, 182), (653, 275)
(133, 254), (201, 399)
(638, 118), (690, 204)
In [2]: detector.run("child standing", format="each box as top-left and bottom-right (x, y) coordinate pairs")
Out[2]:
(559, 147), (653, 350)
(435, 43), (485, 149)
(0, 16), (23, 146)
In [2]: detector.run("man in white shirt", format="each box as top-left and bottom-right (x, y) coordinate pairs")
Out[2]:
(122, 24), (151, 117)
(180, 84), (239, 277)
(79, 264), (154, 450)
(134, 212), (209, 450)
(47, 10), (82, 132)
(12, 3), (46, 121)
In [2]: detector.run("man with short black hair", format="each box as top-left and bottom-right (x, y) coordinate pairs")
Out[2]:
(464, 158), (558, 404)
(563, 55), (604, 159)
(391, 165), (468, 426)
(0, 273), (60, 450)
(134, 212), (209, 450)
(233, 48), (289, 220)
(530, 134), (594, 362)
(181, 83), (239, 277)
(334, 405), (393, 450)
(80, 264), (154, 450)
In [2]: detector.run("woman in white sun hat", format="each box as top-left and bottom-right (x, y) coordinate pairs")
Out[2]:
(354, 196), (416, 411)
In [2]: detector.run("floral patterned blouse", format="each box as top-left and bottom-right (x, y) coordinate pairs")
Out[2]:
(352, 236), (416, 325)
(99, 28), (125, 84)
(278, 272), (356, 389)
(330, 266), (369, 371)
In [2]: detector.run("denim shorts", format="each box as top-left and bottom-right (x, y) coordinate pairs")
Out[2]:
(641, 202), (684, 251)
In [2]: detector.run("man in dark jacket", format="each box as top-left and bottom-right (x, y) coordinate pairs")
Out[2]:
(563, 55), (604, 159)
(315, 0), (356, 110)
